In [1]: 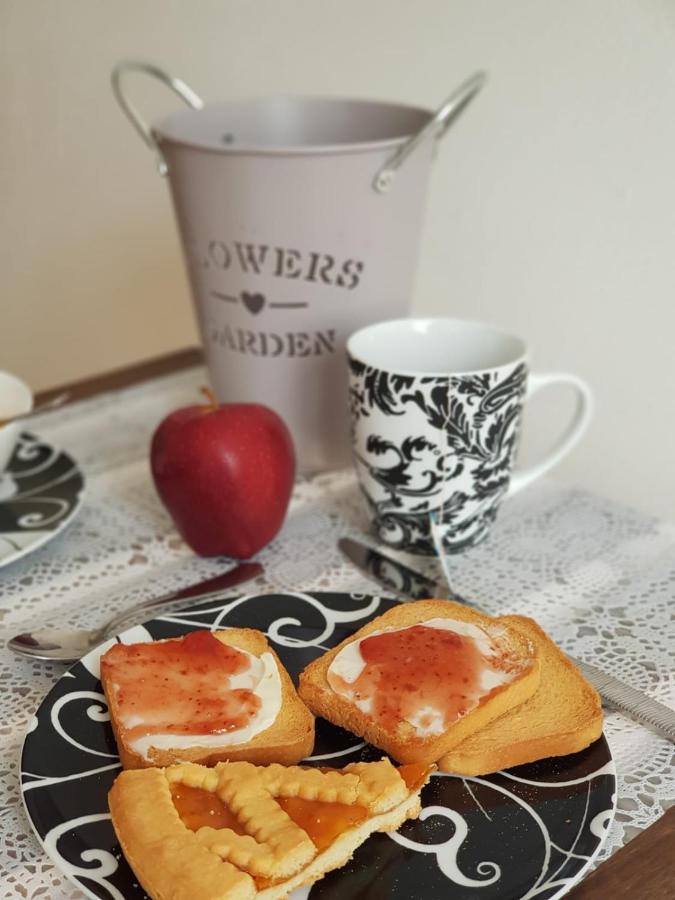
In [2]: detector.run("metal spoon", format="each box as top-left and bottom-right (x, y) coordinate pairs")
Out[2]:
(0, 392), (70, 428)
(8, 561), (263, 662)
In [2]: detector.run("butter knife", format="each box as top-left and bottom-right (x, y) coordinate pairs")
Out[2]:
(339, 536), (675, 743)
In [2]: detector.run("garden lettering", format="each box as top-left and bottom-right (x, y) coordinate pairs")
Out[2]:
(207, 323), (336, 358)
(198, 237), (364, 357)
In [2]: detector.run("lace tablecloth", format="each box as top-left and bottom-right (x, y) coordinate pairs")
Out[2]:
(1, 365), (674, 898)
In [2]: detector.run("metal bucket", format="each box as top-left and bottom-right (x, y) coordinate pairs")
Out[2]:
(112, 62), (485, 472)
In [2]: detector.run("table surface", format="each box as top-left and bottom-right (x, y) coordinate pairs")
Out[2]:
(1, 348), (674, 899)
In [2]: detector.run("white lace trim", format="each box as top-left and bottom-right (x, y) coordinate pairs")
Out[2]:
(1, 365), (673, 897)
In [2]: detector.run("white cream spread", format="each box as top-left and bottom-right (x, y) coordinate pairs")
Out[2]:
(121, 650), (282, 760)
(327, 617), (518, 738)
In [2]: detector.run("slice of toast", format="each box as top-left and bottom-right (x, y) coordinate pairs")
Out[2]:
(108, 757), (432, 900)
(438, 616), (603, 775)
(298, 600), (540, 765)
(101, 628), (314, 769)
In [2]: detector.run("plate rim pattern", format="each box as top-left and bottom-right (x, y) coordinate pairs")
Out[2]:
(20, 590), (617, 900)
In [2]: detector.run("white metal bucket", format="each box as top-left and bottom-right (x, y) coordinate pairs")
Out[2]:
(112, 63), (485, 472)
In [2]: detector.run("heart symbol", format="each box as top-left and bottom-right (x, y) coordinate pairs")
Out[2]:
(241, 291), (266, 315)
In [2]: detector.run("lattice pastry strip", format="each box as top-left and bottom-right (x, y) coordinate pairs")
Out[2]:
(167, 761), (311, 878)
(166, 761), (220, 791)
(259, 762), (360, 802)
(110, 757), (428, 899)
(109, 767), (257, 900)
(177, 758), (407, 875)
(345, 759), (409, 812)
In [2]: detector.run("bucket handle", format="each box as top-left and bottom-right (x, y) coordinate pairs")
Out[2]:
(372, 71), (486, 193)
(111, 61), (204, 176)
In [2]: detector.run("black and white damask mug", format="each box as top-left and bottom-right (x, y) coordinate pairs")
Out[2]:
(347, 318), (592, 555)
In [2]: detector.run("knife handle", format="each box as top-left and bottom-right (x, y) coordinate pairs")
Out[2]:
(572, 657), (675, 743)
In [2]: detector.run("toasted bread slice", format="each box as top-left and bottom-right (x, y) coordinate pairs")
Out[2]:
(298, 600), (540, 765)
(438, 616), (603, 774)
(108, 758), (432, 900)
(101, 628), (314, 769)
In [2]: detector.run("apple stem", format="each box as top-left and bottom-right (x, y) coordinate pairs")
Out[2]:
(200, 386), (219, 410)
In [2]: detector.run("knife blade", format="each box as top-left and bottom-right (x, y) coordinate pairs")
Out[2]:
(338, 536), (460, 603)
(339, 535), (675, 743)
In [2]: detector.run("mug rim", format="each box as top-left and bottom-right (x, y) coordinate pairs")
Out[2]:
(347, 317), (528, 377)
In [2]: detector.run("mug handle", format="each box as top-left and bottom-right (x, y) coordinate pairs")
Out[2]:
(508, 373), (593, 495)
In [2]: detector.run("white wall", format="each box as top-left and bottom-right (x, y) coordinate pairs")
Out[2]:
(1, 0), (674, 518)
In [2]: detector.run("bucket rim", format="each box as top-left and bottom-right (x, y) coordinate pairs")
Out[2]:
(152, 94), (435, 158)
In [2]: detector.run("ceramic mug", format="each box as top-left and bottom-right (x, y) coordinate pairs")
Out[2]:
(347, 318), (592, 555)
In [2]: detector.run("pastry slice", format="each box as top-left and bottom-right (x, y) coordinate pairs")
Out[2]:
(101, 628), (314, 769)
(109, 757), (432, 900)
(438, 615), (603, 774)
(298, 599), (541, 765)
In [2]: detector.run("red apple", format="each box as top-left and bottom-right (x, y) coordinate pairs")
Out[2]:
(150, 394), (295, 558)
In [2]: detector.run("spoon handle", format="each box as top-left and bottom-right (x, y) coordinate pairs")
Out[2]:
(98, 561), (264, 638)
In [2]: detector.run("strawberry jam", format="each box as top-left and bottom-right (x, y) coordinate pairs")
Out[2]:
(102, 631), (261, 739)
(328, 624), (501, 735)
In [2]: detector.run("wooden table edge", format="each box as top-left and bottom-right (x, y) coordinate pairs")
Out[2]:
(34, 347), (204, 405)
(567, 804), (674, 898)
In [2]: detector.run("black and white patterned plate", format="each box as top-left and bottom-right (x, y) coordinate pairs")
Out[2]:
(0, 432), (85, 567)
(21, 592), (616, 900)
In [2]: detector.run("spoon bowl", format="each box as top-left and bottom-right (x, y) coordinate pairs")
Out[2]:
(9, 628), (100, 661)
